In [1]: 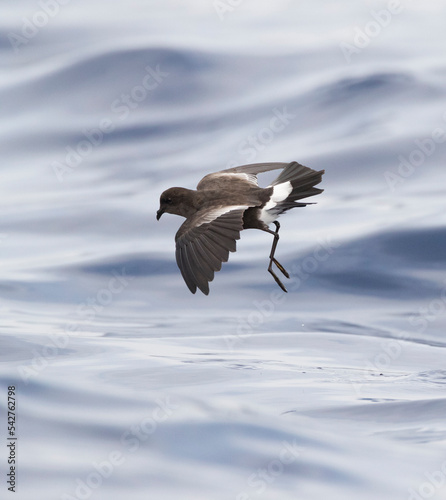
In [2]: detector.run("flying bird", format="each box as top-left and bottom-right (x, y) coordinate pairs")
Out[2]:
(157, 161), (324, 295)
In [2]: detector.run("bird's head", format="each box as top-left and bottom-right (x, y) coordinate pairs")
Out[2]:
(156, 187), (195, 220)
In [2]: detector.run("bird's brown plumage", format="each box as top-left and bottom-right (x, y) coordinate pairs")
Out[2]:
(157, 161), (324, 294)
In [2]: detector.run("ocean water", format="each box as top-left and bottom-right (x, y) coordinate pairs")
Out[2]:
(1, 1), (446, 499)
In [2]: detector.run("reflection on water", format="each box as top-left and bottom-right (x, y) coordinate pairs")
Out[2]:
(1, 1), (446, 499)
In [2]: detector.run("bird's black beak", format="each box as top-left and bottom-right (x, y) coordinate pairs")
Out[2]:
(156, 208), (164, 220)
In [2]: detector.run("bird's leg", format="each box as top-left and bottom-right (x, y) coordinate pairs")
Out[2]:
(270, 222), (290, 278)
(265, 221), (289, 292)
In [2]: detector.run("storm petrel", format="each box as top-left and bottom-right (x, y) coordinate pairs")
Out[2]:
(157, 161), (324, 295)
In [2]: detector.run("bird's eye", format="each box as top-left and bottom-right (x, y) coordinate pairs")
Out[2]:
(165, 198), (172, 204)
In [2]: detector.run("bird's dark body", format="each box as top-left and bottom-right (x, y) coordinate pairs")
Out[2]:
(242, 207), (269, 230)
(157, 161), (324, 295)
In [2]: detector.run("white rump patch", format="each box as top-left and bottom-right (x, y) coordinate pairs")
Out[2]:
(260, 181), (292, 223)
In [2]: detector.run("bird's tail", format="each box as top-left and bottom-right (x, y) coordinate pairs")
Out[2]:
(268, 161), (324, 216)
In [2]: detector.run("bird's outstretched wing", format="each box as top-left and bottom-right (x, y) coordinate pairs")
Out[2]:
(221, 162), (290, 175)
(175, 206), (249, 295)
(197, 162), (290, 190)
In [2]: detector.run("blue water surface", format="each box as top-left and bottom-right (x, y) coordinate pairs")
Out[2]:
(1, 1), (446, 499)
